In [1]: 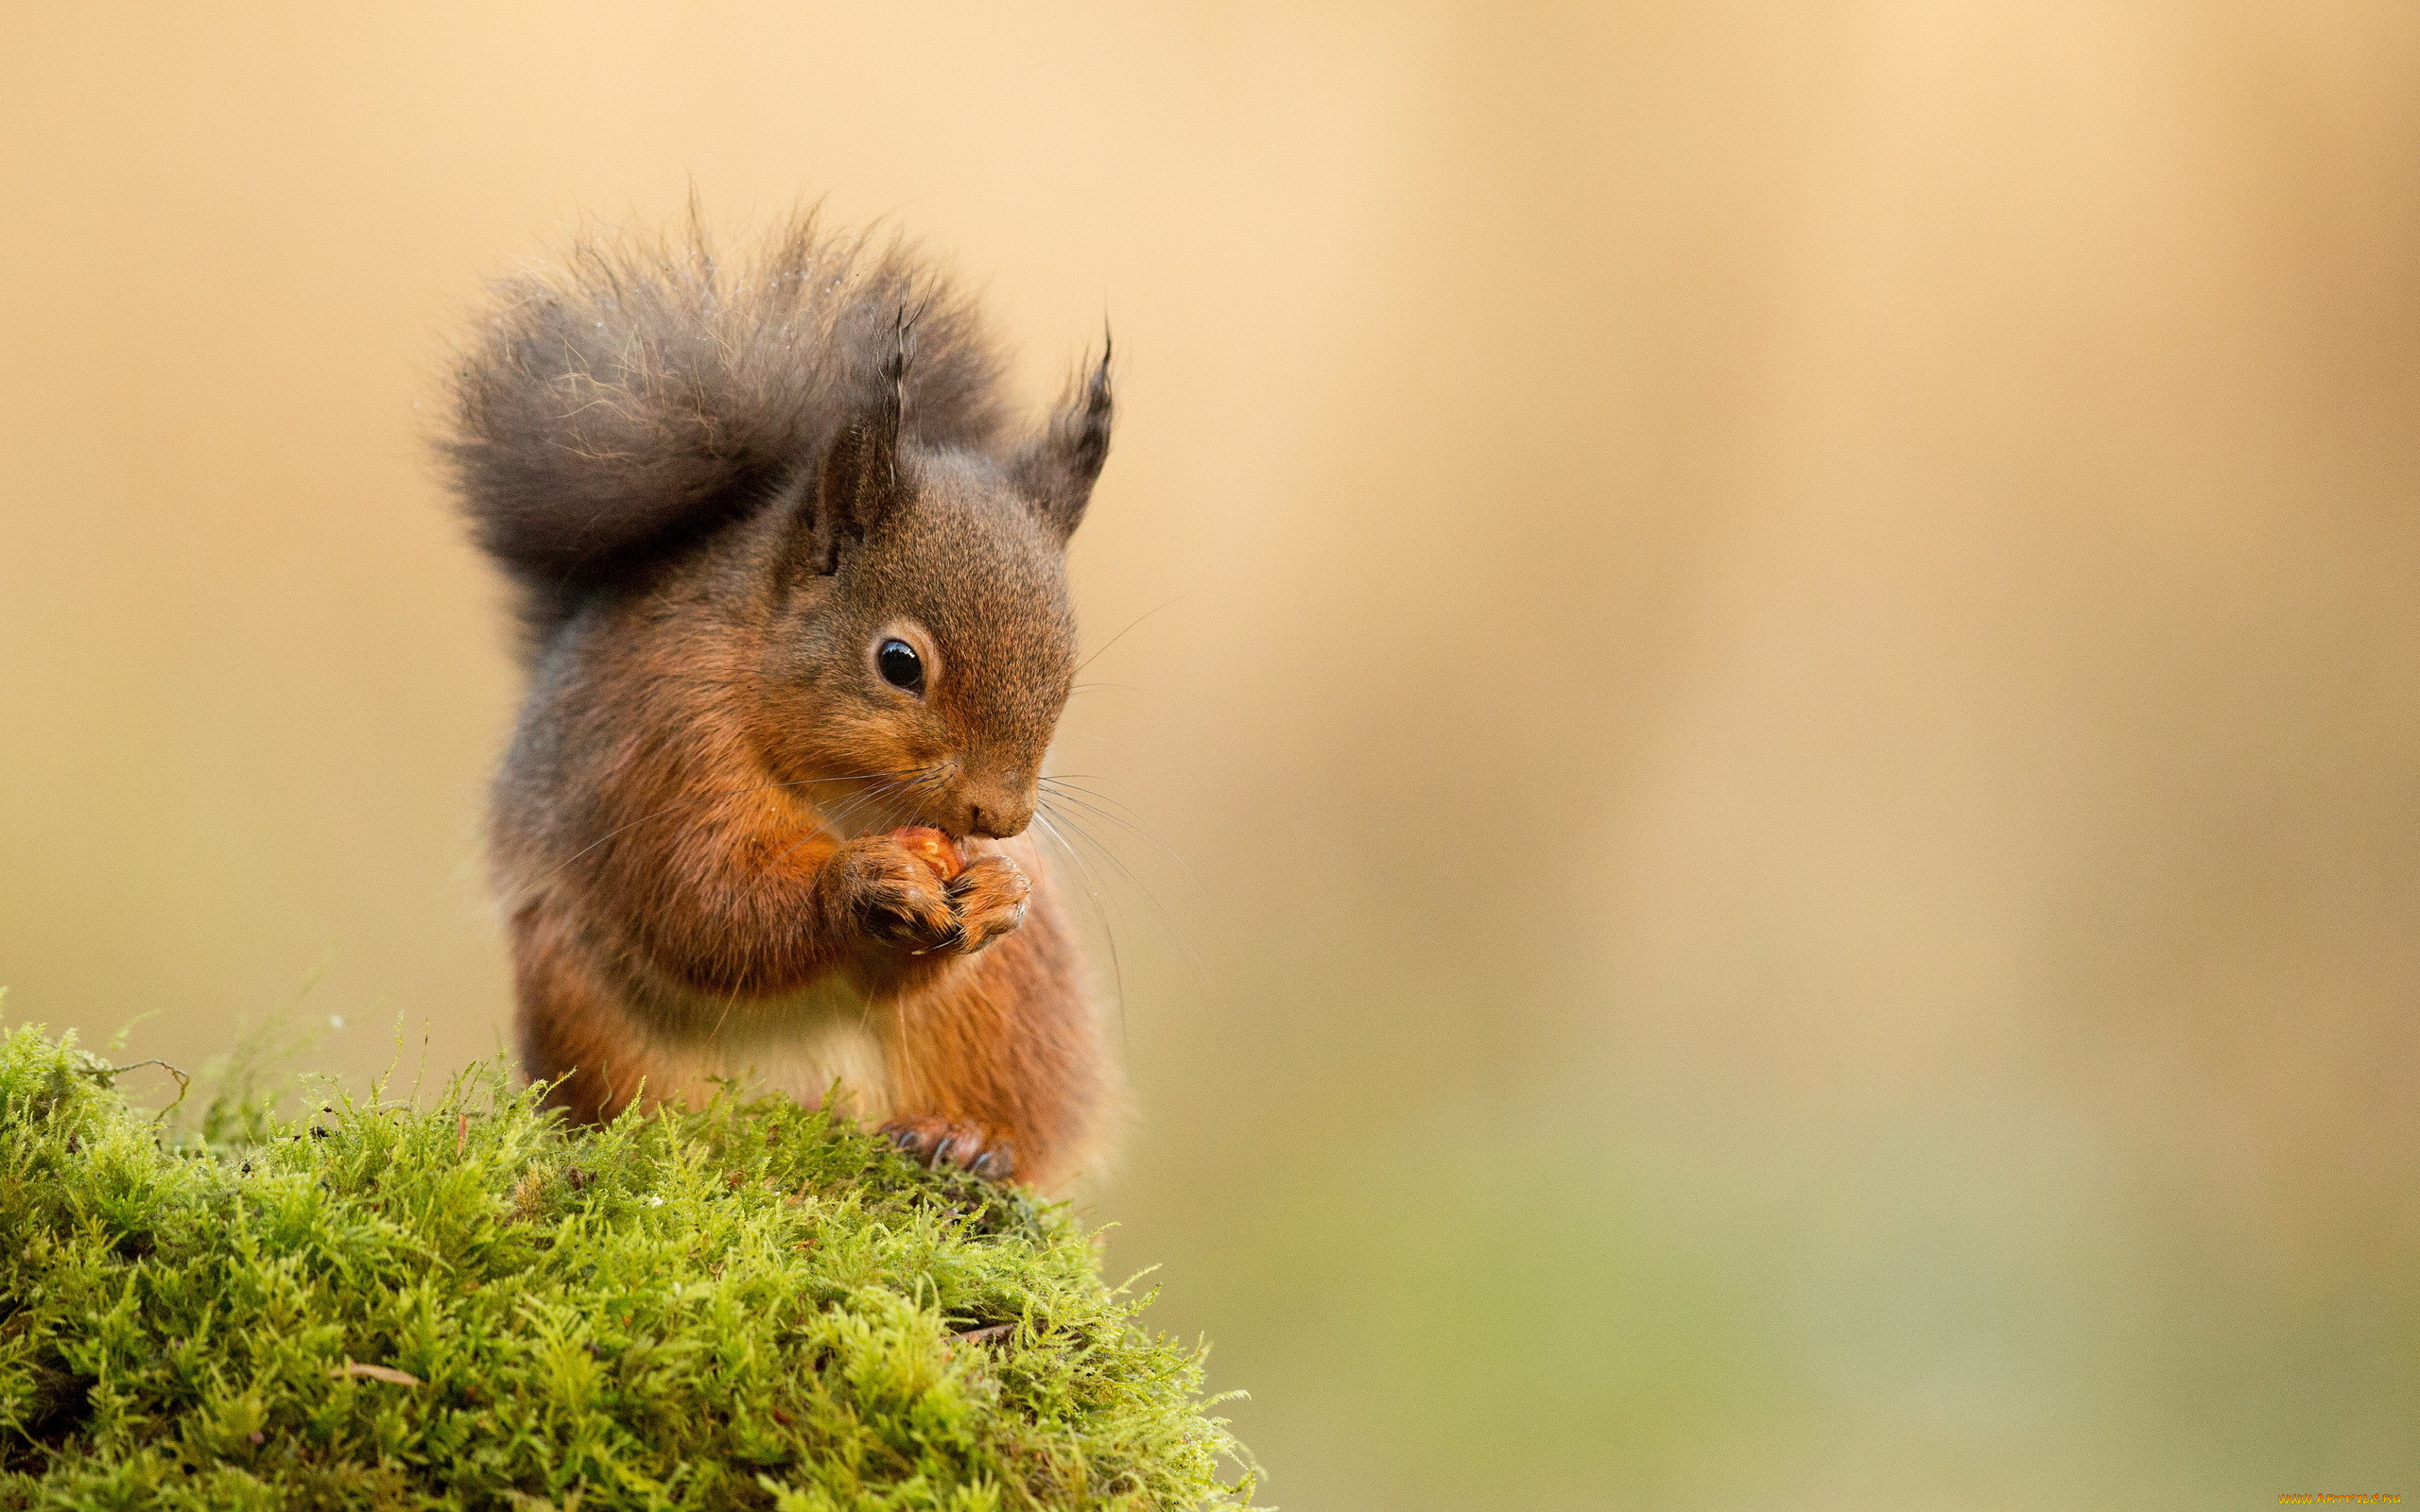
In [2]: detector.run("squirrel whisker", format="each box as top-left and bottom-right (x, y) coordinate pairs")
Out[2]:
(1072, 594), (1186, 678)
(814, 772), (924, 840)
(1030, 810), (1127, 1045)
(535, 769), (929, 885)
(1036, 782), (1195, 883)
(1036, 799), (1212, 992)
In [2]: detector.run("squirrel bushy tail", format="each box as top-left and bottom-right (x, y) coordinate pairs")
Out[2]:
(441, 213), (1007, 644)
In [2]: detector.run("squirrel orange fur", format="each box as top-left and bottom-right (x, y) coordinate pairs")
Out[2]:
(441, 215), (1114, 1193)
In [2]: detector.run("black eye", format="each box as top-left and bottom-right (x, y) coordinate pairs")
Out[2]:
(876, 639), (925, 693)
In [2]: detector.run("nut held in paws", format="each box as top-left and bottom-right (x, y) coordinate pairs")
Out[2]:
(891, 826), (966, 883)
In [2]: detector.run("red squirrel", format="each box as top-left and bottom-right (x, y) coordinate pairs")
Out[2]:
(441, 215), (1113, 1192)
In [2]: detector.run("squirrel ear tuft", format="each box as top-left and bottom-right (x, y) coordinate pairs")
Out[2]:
(1015, 336), (1112, 543)
(800, 313), (914, 574)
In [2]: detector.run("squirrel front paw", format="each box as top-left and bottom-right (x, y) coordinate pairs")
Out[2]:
(825, 833), (960, 952)
(944, 854), (1031, 954)
(825, 833), (1034, 957)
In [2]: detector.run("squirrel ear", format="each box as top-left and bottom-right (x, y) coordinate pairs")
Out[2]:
(1015, 335), (1112, 543)
(800, 315), (914, 575)
(800, 416), (896, 575)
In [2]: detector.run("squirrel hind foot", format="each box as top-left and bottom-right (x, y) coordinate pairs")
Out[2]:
(879, 1117), (1016, 1182)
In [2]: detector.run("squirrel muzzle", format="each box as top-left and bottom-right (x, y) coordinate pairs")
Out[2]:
(954, 772), (1036, 840)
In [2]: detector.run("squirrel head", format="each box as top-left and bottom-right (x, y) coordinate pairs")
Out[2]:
(753, 346), (1111, 842)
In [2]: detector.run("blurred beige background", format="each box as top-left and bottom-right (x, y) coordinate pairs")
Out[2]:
(6, 4), (2418, 1507)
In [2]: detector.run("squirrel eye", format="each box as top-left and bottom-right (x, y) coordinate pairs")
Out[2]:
(876, 639), (925, 694)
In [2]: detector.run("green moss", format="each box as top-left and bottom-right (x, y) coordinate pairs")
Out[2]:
(0, 1022), (1252, 1510)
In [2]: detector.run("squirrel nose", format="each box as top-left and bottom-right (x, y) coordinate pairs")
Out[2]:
(963, 790), (1032, 839)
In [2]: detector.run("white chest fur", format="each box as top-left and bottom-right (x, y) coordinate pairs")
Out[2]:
(637, 971), (895, 1125)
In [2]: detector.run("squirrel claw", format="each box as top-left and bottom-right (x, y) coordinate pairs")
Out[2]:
(942, 856), (1032, 955)
(880, 1118), (1016, 1183)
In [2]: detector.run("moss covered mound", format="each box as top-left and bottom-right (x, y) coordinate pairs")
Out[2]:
(0, 1025), (1250, 1510)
